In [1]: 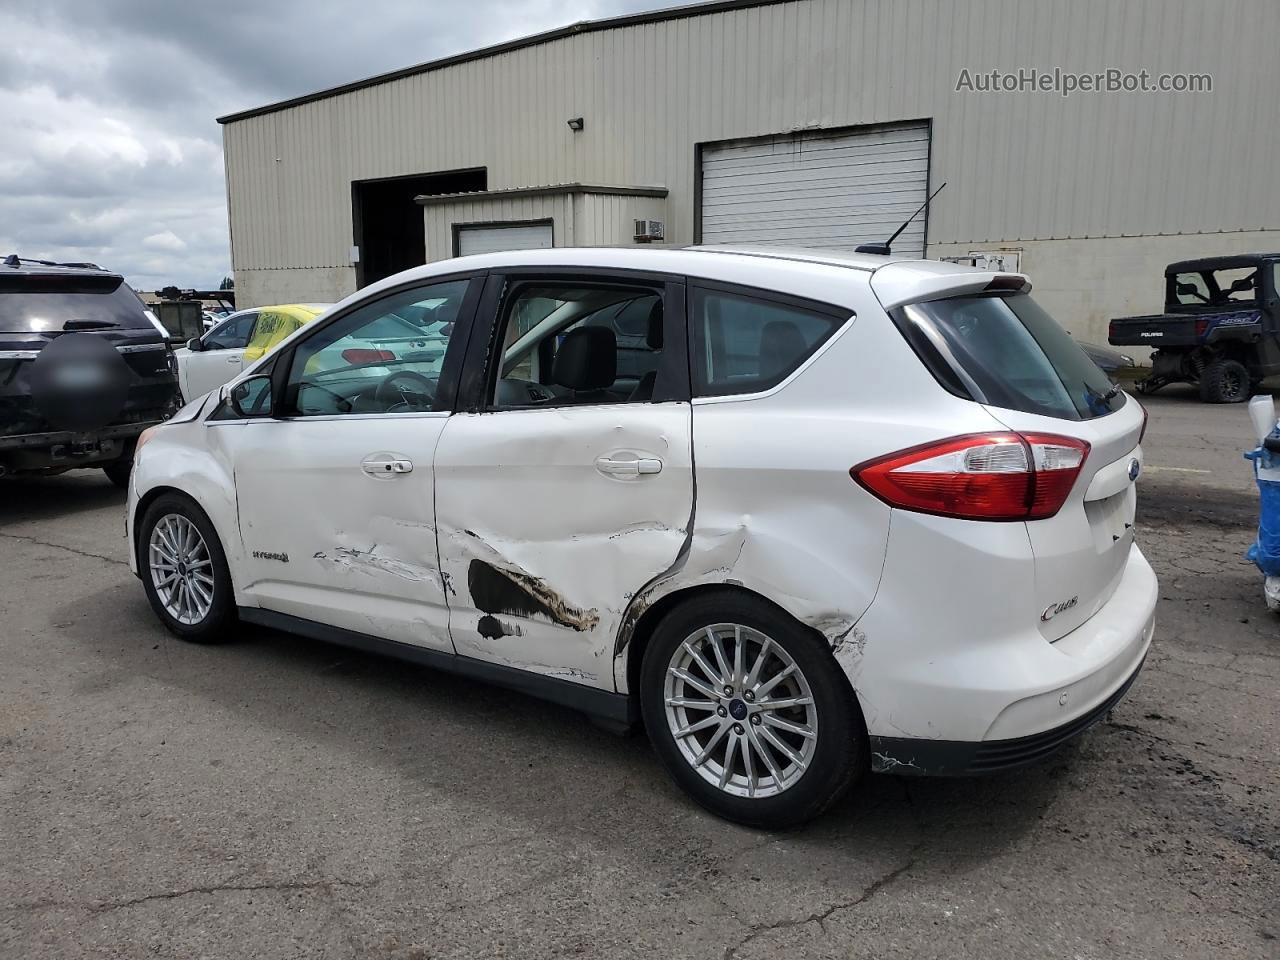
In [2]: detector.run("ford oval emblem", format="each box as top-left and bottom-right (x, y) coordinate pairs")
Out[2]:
(1128, 458), (1141, 482)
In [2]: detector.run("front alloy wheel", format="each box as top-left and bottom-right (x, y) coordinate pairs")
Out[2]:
(149, 514), (216, 625)
(641, 593), (864, 827)
(139, 493), (236, 642)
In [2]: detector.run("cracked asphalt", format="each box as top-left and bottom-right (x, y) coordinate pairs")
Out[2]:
(1, 386), (1277, 959)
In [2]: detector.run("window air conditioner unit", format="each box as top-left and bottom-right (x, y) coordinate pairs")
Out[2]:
(634, 219), (664, 242)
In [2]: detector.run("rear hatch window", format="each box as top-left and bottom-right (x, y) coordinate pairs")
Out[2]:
(893, 293), (1123, 420)
(0, 274), (154, 333)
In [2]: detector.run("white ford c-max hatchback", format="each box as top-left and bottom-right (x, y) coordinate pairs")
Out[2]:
(127, 247), (1156, 826)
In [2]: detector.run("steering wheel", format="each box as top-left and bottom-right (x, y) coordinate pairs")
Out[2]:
(375, 369), (436, 412)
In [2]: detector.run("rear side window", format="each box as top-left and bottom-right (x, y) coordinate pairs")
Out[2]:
(896, 293), (1123, 420)
(1170, 266), (1258, 306)
(0, 274), (152, 332)
(690, 287), (846, 397)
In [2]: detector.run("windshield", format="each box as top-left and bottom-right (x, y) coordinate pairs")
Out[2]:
(1171, 267), (1259, 306)
(896, 293), (1124, 420)
(0, 275), (152, 333)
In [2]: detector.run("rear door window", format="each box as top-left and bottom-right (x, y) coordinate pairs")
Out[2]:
(490, 283), (669, 408)
(0, 274), (152, 332)
(689, 286), (847, 397)
(895, 293), (1123, 420)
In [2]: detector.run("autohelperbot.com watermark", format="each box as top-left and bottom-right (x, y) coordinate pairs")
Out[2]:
(956, 67), (1212, 97)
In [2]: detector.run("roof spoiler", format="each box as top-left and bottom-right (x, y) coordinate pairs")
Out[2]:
(869, 263), (1030, 311)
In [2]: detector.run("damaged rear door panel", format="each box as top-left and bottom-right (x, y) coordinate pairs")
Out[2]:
(434, 271), (693, 689)
(435, 405), (693, 686)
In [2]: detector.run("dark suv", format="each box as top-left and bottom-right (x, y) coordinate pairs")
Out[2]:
(0, 256), (182, 486)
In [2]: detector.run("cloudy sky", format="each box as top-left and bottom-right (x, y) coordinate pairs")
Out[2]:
(0, 0), (681, 291)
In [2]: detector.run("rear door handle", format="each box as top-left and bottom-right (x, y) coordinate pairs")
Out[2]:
(362, 457), (414, 476)
(596, 457), (663, 478)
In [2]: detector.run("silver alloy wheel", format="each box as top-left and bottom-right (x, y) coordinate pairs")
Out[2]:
(663, 623), (818, 799)
(148, 514), (215, 626)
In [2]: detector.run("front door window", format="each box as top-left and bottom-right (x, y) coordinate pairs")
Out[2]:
(282, 281), (469, 416)
(203, 311), (256, 350)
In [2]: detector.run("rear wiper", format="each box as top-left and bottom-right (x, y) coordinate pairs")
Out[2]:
(62, 319), (118, 330)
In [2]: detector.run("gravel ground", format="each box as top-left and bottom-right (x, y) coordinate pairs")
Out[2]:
(1, 387), (1276, 959)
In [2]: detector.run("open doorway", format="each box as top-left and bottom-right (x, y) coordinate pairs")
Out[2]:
(352, 168), (485, 287)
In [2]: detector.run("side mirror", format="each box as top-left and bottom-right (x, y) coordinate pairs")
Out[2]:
(186, 337), (204, 351)
(1229, 276), (1256, 293)
(1175, 282), (1199, 296)
(229, 375), (274, 418)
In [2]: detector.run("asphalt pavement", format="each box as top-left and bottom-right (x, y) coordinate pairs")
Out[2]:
(1, 386), (1276, 959)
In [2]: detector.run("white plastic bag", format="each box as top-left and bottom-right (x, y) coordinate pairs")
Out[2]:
(1265, 576), (1280, 613)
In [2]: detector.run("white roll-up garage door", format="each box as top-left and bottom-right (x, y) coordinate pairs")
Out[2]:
(455, 221), (554, 257)
(699, 122), (931, 257)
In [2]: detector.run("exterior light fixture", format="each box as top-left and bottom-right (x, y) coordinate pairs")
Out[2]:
(567, 117), (584, 131)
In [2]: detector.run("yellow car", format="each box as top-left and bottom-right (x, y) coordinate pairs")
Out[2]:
(177, 303), (330, 400)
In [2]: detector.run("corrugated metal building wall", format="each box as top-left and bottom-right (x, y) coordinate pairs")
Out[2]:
(220, 0), (1280, 342)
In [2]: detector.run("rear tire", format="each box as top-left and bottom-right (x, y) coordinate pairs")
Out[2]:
(138, 493), (237, 643)
(640, 592), (865, 827)
(102, 459), (132, 489)
(1200, 359), (1249, 403)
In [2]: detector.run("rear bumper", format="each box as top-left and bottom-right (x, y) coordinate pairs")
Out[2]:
(0, 420), (158, 451)
(852, 535), (1157, 773)
(869, 653), (1147, 775)
(0, 420), (167, 472)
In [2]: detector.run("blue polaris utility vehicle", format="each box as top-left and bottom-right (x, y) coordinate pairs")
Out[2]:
(1109, 253), (1280, 403)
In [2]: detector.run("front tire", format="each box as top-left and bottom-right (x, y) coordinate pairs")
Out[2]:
(1200, 358), (1249, 403)
(138, 493), (237, 642)
(640, 592), (865, 827)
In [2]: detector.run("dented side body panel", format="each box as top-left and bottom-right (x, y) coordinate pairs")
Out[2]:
(128, 416), (245, 588)
(433, 403), (693, 686)
(610, 268), (1016, 693)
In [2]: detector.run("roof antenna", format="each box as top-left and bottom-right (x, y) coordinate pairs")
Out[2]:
(3, 254), (19, 267)
(855, 181), (947, 256)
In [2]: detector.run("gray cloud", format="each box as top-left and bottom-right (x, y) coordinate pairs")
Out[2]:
(0, 0), (681, 291)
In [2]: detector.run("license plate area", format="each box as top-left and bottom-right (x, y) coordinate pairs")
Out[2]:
(1085, 485), (1136, 554)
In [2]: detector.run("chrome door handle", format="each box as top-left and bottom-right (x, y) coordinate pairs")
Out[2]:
(227, 356), (241, 363)
(362, 457), (414, 476)
(596, 457), (663, 478)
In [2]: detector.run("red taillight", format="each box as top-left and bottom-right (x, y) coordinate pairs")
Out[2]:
(342, 348), (396, 364)
(852, 432), (1090, 521)
(1194, 318), (1209, 339)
